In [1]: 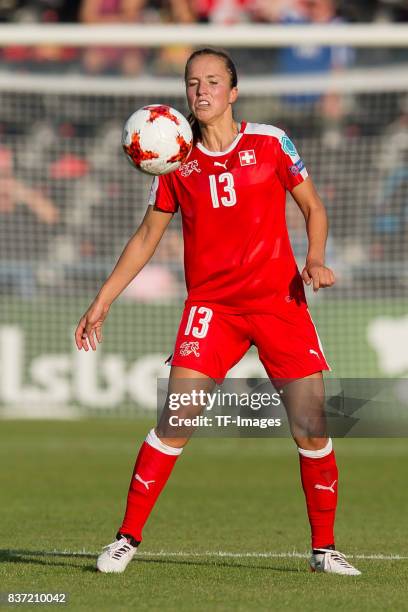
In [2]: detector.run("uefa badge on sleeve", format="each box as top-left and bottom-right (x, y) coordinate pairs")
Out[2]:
(290, 159), (305, 176)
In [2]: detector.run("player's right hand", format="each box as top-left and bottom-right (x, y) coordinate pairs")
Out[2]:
(75, 299), (110, 352)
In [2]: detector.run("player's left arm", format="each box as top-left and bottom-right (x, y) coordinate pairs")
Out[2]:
(291, 177), (335, 292)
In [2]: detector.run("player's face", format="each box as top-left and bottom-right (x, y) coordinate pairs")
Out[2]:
(185, 55), (238, 125)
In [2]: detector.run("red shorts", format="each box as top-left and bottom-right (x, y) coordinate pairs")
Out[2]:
(169, 302), (330, 382)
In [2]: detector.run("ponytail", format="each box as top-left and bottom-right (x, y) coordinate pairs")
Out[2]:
(187, 113), (202, 143)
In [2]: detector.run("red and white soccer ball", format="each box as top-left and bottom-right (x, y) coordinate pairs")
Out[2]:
(122, 104), (193, 176)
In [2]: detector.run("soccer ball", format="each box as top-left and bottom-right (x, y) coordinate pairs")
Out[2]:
(122, 104), (193, 176)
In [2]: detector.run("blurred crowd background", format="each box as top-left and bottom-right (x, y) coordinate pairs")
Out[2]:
(0, 0), (407, 76)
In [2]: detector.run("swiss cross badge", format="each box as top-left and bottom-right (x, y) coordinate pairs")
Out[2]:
(239, 149), (256, 166)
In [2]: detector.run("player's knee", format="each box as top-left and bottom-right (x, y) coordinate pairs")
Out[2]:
(294, 435), (330, 451)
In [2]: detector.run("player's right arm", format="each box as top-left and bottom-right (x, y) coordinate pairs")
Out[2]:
(75, 205), (173, 352)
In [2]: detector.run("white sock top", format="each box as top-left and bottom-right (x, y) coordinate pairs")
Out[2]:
(145, 428), (183, 456)
(298, 438), (333, 458)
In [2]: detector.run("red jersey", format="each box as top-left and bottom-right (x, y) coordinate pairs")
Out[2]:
(148, 121), (309, 314)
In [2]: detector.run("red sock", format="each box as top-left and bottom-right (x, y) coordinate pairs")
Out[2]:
(119, 429), (182, 542)
(298, 439), (338, 550)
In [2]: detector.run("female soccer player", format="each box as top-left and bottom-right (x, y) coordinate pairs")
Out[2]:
(75, 48), (360, 576)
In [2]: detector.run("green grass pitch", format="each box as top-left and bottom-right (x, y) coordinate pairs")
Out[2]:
(0, 420), (407, 611)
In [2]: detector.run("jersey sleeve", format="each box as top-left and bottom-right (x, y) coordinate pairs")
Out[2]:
(147, 174), (179, 213)
(276, 132), (309, 192)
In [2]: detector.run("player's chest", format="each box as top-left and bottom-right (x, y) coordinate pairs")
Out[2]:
(174, 148), (280, 215)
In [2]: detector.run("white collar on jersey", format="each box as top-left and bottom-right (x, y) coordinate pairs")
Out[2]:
(196, 122), (244, 157)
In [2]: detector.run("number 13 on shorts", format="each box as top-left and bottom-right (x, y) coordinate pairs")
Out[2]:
(184, 306), (213, 338)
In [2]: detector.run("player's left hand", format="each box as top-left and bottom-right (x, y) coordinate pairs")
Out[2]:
(301, 262), (335, 292)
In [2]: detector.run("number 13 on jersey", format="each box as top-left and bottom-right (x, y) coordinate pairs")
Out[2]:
(209, 172), (237, 208)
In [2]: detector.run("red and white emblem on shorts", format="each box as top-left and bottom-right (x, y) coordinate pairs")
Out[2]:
(179, 341), (200, 357)
(239, 149), (256, 166)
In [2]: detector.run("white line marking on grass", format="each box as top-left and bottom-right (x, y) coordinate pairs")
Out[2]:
(18, 549), (408, 561)
(138, 551), (408, 560)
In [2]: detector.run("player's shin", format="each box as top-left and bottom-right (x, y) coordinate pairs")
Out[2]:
(119, 428), (183, 542)
(298, 438), (338, 550)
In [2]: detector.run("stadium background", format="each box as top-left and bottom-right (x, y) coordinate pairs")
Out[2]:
(0, 3), (408, 610)
(0, 1), (407, 419)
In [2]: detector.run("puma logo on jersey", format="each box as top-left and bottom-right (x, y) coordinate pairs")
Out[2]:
(135, 474), (155, 490)
(309, 349), (320, 358)
(214, 160), (228, 170)
(314, 480), (337, 493)
(179, 341), (200, 357)
(179, 159), (201, 177)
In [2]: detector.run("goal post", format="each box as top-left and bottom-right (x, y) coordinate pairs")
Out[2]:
(1, 23), (408, 46)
